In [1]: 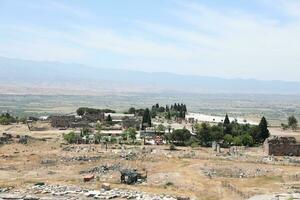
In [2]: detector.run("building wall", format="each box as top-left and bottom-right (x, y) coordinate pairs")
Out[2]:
(265, 143), (300, 156)
(51, 116), (75, 128)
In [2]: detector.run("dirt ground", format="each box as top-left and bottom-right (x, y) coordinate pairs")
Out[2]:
(1, 124), (300, 200)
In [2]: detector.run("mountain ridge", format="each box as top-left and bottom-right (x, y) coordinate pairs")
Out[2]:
(0, 56), (299, 95)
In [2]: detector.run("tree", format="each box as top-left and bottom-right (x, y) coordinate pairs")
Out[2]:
(151, 109), (157, 118)
(156, 124), (166, 133)
(183, 104), (187, 112)
(169, 128), (191, 145)
(223, 134), (233, 147)
(232, 136), (242, 146)
(142, 108), (151, 130)
(166, 111), (171, 120)
(63, 131), (81, 144)
(96, 122), (102, 133)
(80, 127), (91, 137)
(195, 123), (212, 146)
(166, 105), (170, 112)
(123, 128), (137, 143)
(106, 114), (113, 123)
(128, 107), (136, 114)
(210, 125), (224, 142)
(224, 114), (230, 126)
(241, 134), (254, 146)
(223, 114), (231, 134)
(281, 123), (289, 130)
(288, 116), (298, 131)
(94, 133), (102, 144)
(76, 107), (85, 116)
(158, 107), (165, 113)
(258, 117), (270, 143)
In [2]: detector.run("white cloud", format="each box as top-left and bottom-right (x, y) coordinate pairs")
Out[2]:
(1, 0), (300, 81)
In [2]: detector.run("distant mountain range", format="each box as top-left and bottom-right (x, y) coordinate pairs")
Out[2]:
(0, 56), (299, 95)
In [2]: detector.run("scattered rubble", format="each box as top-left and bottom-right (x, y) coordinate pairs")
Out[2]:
(202, 165), (275, 178)
(61, 155), (101, 162)
(41, 159), (57, 165)
(62, 145), (97, 153)
(121, 151), (139, 160)
(0, 184), (192, 200)
(247, 193), (300, 200)
(79, 164), (121, 175)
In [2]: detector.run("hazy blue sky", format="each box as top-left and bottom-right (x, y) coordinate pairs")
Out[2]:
(0, 0), (299, 81)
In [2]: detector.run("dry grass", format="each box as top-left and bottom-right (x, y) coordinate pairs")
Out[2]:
(1, 124), (300, 200)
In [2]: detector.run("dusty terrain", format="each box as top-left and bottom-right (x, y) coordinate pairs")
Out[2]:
(1, 124), (300, 200)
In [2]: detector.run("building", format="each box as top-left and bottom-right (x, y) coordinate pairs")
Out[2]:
(50, 115), (76, 128)
(264, 136), (300, 156)
(82, 113), (105, 122)
(122, 116), (141, 130)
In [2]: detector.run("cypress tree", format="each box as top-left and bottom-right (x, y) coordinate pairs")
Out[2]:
(258, 116), (270, 142)
(142, 108), (151, 129)
(224, 114), (230, 126)
(183, 104), (187, 112)
(223, 114), (231, 134)
(106, 114), (112, 122)
(166, 105), (169, 112)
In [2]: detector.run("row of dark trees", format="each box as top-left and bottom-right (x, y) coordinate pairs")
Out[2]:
(76, 107), (115, 116)
(127, 103), (188, 130)
(128, 103), (187, 119)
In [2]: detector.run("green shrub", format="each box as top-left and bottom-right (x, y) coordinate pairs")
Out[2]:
(241, 133), (254, 146)
(63, 131), (80, 144)
(232, 136), (242, 146)
(165, 182), (174, 187)
(169, 144), (176, 151)
(191, 142), (199, 148)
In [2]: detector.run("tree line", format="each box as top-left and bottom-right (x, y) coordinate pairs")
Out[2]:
(166, 115), (270, 147)
(76, 107), (116, 116)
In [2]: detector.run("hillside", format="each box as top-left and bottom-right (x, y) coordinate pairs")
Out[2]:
(0, 56), (299, 95)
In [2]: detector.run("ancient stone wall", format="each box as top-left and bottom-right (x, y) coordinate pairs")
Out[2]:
(266, 143), (300, 156)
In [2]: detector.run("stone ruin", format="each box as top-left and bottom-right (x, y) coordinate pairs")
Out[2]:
(0, 133), (12, 144)
(264, 136), (300, 156)
(120, 169), (147, 185)
(0, 133), (30, 145)
(50, 115), (76, 128)
(212, 141), (221, 153)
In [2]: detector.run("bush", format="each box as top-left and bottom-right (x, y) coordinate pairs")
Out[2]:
(169, 128), (191, 146)
(281, 123), (289, 130)
(241, 134), (254, 146)
(191, 142), (199, 148)
(165, 182), (174, 187)
(169, 144), (176, 151)
(223, 134), (233, 147)
(232, 136), (242, 146)
(63, 131), (80, 144)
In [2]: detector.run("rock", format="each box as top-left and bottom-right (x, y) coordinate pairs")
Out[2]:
(34, 182), (45, 186)
(101, 183), (111, 191)
(177, 196), (190, 200)
(0, 194), (25, 199)
(24, 195), (40, 200)
(83, 174), (94, 182)
(84, 190), (101, 197)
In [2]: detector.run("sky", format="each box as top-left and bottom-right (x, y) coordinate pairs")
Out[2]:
(0, 0), (300, 81)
